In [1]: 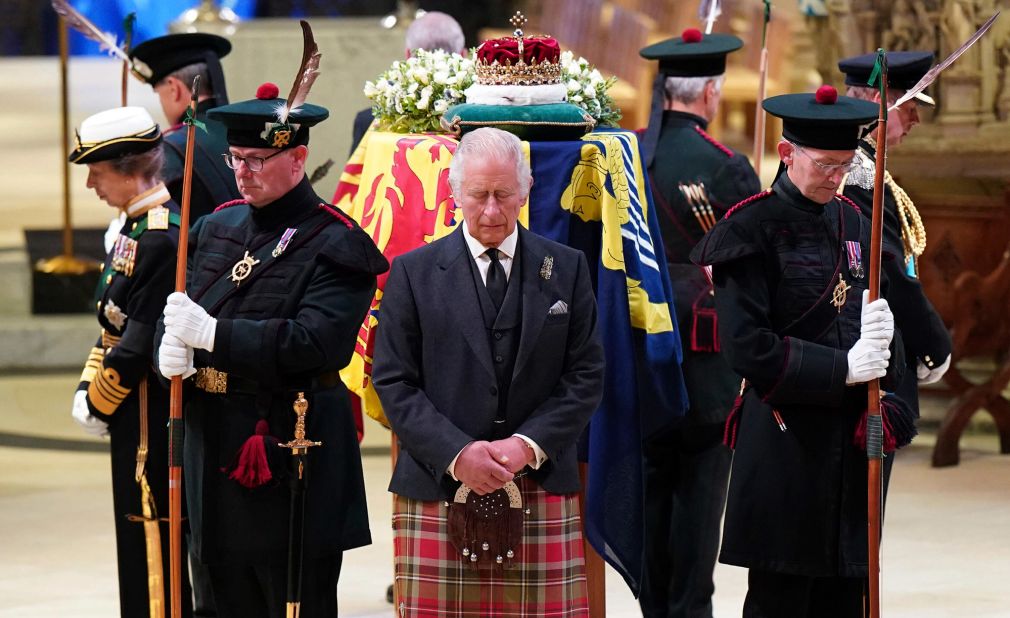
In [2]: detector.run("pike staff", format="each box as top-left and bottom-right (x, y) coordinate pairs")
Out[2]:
(865, 48), (887, 618)
(752, 0), (771, 174)
(168, 74), (201, 618)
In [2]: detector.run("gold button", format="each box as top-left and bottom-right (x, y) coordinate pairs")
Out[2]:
(106, 275), (113, 284)
(131, 223), (138, 231)
(96, 301), (101, 309)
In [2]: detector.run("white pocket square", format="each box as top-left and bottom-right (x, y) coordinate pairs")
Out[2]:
(548, 300), (568, 316)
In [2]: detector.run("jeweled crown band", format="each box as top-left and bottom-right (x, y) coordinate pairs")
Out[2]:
(474, 59), (562, 86)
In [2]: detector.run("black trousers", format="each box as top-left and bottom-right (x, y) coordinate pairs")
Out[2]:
(639, 422), (732, 618)
(208, 554), (342, 618)
(743, 570), (867, 618)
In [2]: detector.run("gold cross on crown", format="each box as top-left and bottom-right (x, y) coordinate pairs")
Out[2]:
(510, 11), (527, 36)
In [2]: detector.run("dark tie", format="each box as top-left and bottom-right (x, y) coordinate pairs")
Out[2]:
(485, 248), (506, 311)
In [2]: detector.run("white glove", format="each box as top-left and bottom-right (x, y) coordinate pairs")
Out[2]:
(71, 390), (109, 437)
(163, 292), (217, 352)
(104, 212), (127, 254)
(917, 354), (951, 385)
(846, 337), (892, 385)
(859, 290), (894, 345)
(158, 332), (196, 379)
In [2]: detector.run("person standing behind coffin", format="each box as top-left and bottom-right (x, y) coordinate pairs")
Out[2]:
(637, 27), (762, 618)
(372, 127), (605, 616)
(130, 32), (241, 224)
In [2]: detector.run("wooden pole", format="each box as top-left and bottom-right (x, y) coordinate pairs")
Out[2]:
(866, 50), (888, 618)
(168, 75), (201, 618)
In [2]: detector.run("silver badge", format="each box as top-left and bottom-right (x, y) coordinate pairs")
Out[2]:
(103, 299), (128, 330)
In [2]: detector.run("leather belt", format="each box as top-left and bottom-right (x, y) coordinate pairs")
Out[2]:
(194, 367), (342, 395)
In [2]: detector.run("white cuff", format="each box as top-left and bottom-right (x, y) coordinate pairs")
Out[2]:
(513, 434), (547, 469)
(447, 444), (468, 481)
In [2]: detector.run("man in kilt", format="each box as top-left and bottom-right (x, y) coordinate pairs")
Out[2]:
(373, 127), (605, 616)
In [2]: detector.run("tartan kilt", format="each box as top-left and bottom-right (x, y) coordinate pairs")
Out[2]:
(392, 475), (589, 617)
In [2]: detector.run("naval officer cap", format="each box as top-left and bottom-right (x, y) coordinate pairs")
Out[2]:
(207, 82), (329, 150)
(639, 28), (743, 77)
(69, 106), (162, 164)
(838, 51), (935, 106)
(763, 85), (878, 151)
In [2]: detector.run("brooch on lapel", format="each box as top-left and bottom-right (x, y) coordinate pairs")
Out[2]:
(830, 274), (851, 312)
(540, 255), (553, 280)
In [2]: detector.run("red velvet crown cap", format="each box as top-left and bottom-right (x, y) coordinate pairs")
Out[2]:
(476, 36), (561, 65)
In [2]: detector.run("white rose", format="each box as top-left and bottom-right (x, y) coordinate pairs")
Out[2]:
(571, 94), (583, 103)
(567, 79), (581, 93)
(417, 96), (430, 110)
(407, 81), (419, 94)
(583, 84), (596, 98)
(434, 70), (450, 84)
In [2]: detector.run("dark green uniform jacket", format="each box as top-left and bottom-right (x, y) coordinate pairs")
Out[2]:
(78, 194), (191, 616)
(842, 138), (951, 410)
(691, 173), (906, 577)
(649, 110), (761, 424)
(161, 98), (240, 223)
(159, 177), (388, 567)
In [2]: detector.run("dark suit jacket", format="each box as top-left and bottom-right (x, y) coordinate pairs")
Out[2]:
(349, 108), (374, 156)
(373, 225), (605, 501)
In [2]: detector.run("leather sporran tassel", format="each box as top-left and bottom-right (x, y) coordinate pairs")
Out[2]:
(447, 481), (523, 571)
(224, 419), (279, 488)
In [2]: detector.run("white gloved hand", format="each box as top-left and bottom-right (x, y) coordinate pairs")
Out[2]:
(158, 332), (196, 379)
(917, 354), (951, 385)
(103, 212), (127, 254)
(846, 337), (892, 385)
(71, 390), (109, 437)
(163, 292), (217, 352)
(859, 290), (894, 345)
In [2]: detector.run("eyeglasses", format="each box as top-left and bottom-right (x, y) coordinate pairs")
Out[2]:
(789, 143), (858, 175)
(222, 150), (286, 172)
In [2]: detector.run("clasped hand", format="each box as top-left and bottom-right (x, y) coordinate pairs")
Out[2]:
(453, 437), (533, 495)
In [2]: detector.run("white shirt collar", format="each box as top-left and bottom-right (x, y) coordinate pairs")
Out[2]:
(462, 221), (519, 261)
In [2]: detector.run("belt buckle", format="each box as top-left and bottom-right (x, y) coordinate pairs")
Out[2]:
(195, 367), (228, 394)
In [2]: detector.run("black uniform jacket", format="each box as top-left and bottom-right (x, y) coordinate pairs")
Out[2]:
(842, 138), (951, 410)
(690, 172), (905, 577)
(80, 194), (179, 419)
(649, 110), (761, 424)
(158, 177), (388, 566)
(162, 98), (240, 223)
(78, 193), (185, 617)
(372, 226), (605, 501)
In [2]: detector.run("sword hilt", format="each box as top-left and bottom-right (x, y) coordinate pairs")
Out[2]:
(281, 391), (322, 455)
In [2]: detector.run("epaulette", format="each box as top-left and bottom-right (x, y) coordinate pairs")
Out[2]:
(693, 125), (734, 158)
(214, 199), (247, 213)
(318, 203), (354, 229)
(722, 189), (773, 220)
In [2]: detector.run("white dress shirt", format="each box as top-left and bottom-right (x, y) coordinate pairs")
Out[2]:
(448, 223), (547, 480)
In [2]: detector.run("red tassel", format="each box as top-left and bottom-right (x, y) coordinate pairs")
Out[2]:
(226, 419), (275, 488)
(854, 405), (898, 454)
(723, 381), (747, 449)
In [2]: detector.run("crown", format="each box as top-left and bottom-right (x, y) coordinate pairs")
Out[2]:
(473, 12), (562, 86)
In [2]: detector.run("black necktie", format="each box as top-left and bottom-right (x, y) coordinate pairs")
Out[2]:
(485, 248), (506, 311)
